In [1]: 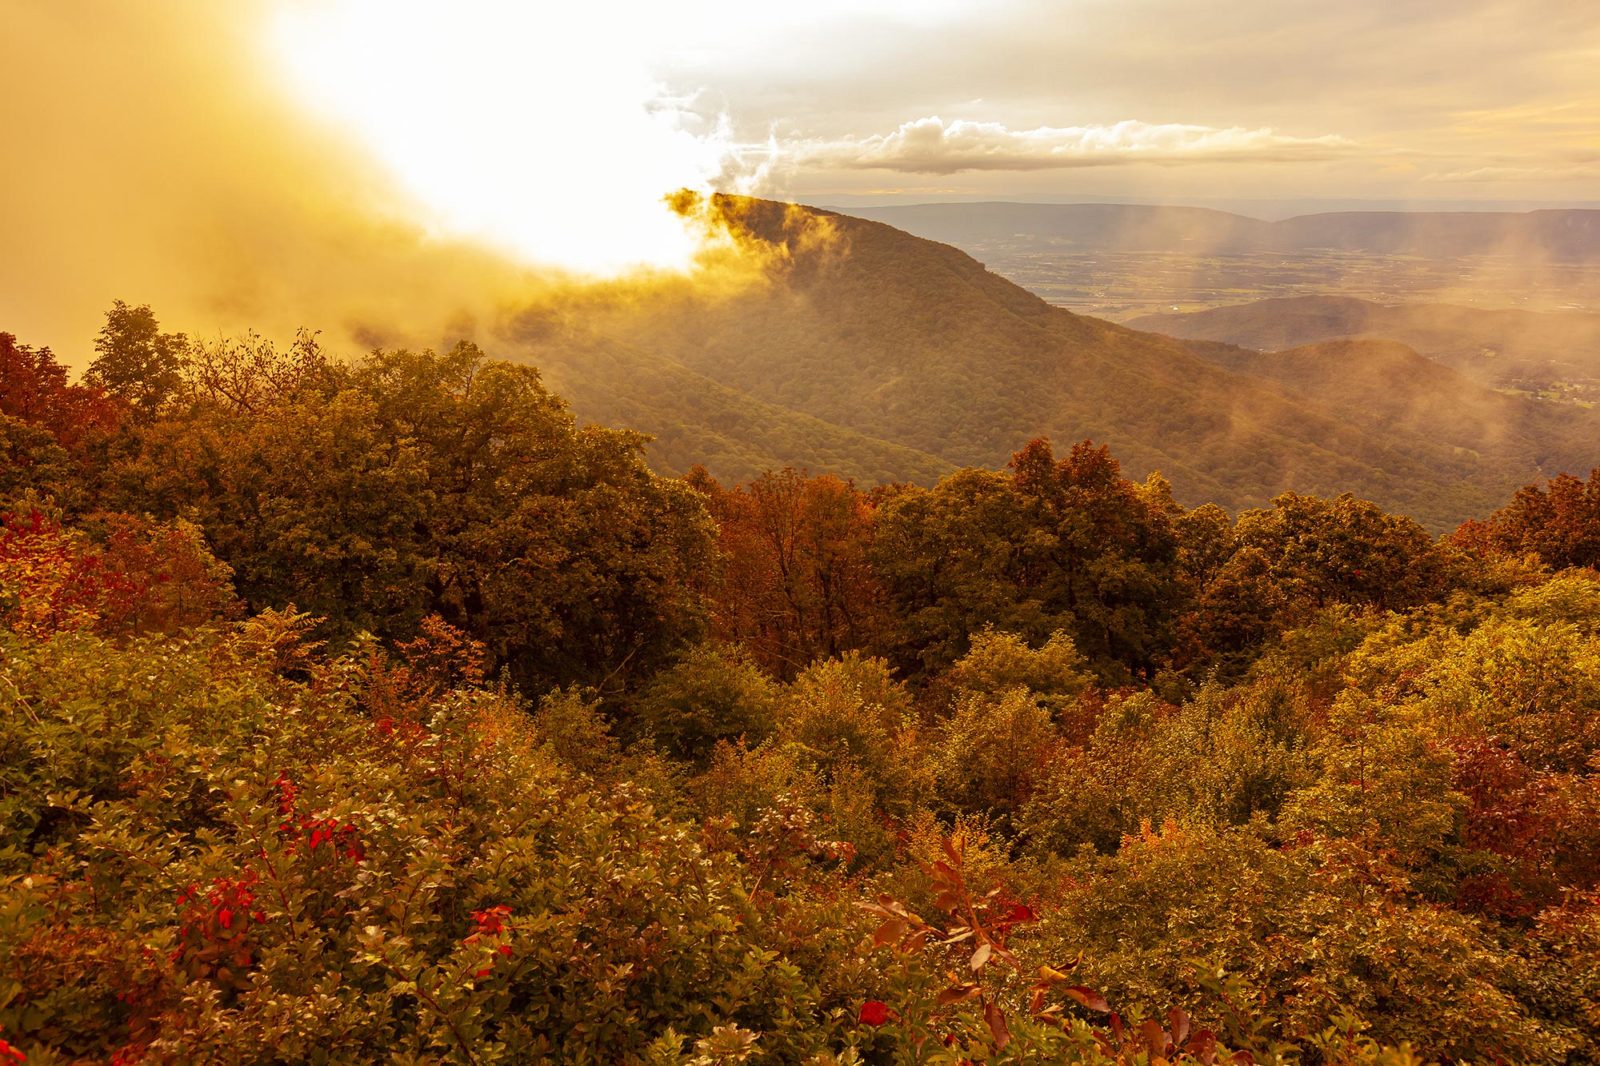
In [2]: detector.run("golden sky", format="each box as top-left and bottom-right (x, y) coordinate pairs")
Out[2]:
(4, 0), (1597, 362)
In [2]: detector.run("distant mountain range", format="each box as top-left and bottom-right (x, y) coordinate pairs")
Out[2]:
(837, 202), (1600, 261)
(498, 199), (1600, 531)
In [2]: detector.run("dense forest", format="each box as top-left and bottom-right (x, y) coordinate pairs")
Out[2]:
(4, 306), (1600, 1065)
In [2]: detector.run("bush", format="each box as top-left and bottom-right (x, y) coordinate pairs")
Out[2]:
(0, 624), (879, 1063)
(633, 641), (780, 764)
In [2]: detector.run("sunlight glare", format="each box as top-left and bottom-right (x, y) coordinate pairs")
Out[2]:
(270, 1), (732, 276)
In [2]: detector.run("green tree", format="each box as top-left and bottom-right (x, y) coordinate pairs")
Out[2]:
(872, 439), (1184, 681)
(634, 641), (781, 763)
(106, 341), (714, 694)
(85, 301), (188, 418)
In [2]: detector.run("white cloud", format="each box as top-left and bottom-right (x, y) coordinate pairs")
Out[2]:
(1424, 163), (1600, 183)
(787, 116), (1355, 174)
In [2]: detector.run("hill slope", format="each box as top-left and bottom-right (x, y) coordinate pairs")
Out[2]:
(1129, 295), (1600, 404)
(525, 330), (955, 486)
(499, 199), (1599, 529)
(1186, 338), (1600, 472)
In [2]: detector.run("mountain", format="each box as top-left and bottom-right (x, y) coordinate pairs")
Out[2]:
(497, 199), (1599, 530)
(838, 202), (1600, 261)
(1129, 296), (1600, 404)
(1184, 337), (1599, 474)
(530, 331), (955, 487)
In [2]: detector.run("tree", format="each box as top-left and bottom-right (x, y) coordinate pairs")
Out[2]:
(692, 467), (886, 678)
(0, 331), (123, 449)
(183, 328), (332, 414)
(107, 341), (713, 695)
(85, 301), (188, 418)
(1462, 468), (1600, 571)
(872, 439), (1184, 681)
(1232, 492), (1447, 614)
(633, 641), (780, 763)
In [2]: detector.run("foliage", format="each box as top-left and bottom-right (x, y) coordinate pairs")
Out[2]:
(872, 439), (1185, 682)
(85, 301), (189, 419)
(690, 468), (887, 679)
(633, 641), (781, 763)
(7, 305), (1600, 1063)
(1459, 467), (1600, 571)
(0, 623), (879, 1064)
(100, 340), (714, 695)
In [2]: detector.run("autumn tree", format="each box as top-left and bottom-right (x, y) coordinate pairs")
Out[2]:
(85, 301), (188, 418)
(692, 467), (886, 678)
(872, 439), (1184, 681)
(1460, 468), (1600, 571)
(0, 331), (123, 449)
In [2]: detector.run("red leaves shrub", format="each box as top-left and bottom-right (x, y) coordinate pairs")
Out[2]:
(274, 773), (366, 861)
(0, 510), (232, 637)
(173, 876), (267, 989)
(464, 906), (515, 979)
(468, 905), (512, 940)
(1452, 737), (1600, 918)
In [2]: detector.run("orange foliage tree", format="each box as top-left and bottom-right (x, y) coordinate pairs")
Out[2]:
(689, 467), (887, 678)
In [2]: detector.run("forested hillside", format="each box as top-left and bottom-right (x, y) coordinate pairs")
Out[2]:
(4, 312), (1600, 1063)
(1130, 296), (1600, 406)
(510, 199), (1597, 530)
(1179, 338), (1600, 478)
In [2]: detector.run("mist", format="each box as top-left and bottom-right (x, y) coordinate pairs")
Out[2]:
(1, 3), (804, 367)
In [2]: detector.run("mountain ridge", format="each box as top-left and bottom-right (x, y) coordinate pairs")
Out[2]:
(1128, 295), (1600, 405)
(493, 199), (1598, 530)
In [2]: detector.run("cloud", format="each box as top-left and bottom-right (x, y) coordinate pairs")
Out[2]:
(1424, 164), (1600, 183)
(788, 117), (1355, 174)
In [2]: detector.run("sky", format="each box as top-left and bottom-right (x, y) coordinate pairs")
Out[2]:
(4, 0), (1598, 361)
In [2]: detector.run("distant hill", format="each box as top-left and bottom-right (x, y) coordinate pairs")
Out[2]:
(1129, 296), (1600, 404)
(498, 199), (1600, 530)
(840, 203), (1600, 261)
(1183, 337), (1600, 475)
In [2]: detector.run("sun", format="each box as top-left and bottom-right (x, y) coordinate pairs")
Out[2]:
(266, 1), (731, 277)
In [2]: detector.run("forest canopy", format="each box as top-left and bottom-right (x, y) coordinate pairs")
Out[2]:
(2, 308), (1599, 1065)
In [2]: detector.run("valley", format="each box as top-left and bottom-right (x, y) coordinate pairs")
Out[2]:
(841, 203), (1600, 319)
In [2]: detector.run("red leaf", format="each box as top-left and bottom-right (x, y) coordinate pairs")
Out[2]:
(1168, 1007), (1191, 1047)
(1063, 986), (1110, 1012)
(858, 1000), (891, 1026)
(937, 983), (981, 1005)
(941, 837), (964, 868)
(984, 1001), (1011, 1050)
(1139, 1018), (1167, 1057)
